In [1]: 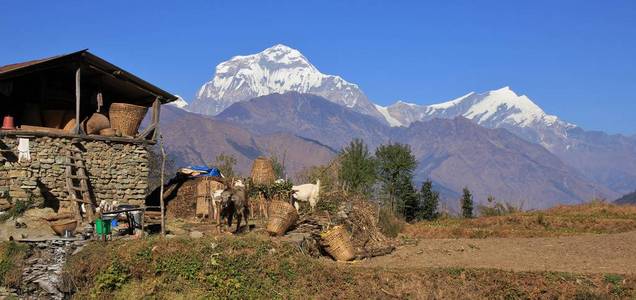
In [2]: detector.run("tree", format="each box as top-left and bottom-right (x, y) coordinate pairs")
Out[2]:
(214, 153), (237, 178)
(270, 154), (286, 179)
(375, 143), (418, 217)
(400, 177), (419, 222)
(419, 179), (439, 220)
(338, 139), (376, 194)
(461, 187), (474, 218)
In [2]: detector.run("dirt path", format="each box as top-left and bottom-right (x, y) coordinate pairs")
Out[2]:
(359, 231), (636, 274)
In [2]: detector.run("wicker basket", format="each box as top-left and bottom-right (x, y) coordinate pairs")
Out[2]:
(266, 200), (298, 236)
(250, 157), (276, 185)
(321, 226), (356, 261)
(109, 102), (148, 137)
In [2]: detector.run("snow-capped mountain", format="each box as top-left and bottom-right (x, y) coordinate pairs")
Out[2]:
(189, 44), (384, 121)
(382, 87), (575, 150)
(167, 95), (189, 111)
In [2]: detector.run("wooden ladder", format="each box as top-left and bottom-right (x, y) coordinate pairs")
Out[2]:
(64, 142), (95, 223)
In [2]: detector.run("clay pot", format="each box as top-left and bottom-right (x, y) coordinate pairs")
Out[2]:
(84, 113), (110, 134)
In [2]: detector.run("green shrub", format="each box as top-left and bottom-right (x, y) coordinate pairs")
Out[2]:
(378, 208), (404, 237)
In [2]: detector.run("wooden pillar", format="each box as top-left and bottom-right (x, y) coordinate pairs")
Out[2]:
(74, 67), (81, 134)
(152, 98), (161, 141)
(159, 130), (166, 236)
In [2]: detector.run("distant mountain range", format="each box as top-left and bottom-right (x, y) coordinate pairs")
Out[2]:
(212, 92), (614, 209)
(163, 44), (635, 209)
(615, 191), (636, 205)
(159, 105), (335, 178)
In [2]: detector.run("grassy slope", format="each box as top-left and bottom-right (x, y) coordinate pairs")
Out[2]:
(59, 233), (635, 299)
(0, 241), (28, 288)
(404, 201), (636, 239)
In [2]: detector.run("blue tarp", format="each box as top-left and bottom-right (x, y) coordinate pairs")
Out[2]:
(187, 165), (222, 177)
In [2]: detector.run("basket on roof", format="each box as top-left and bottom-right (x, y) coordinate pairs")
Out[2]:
(250, 156), (276, 185)
(266, 200), (298, 236)
(321, 225), (356, 261)
(109, 102), (148, 137)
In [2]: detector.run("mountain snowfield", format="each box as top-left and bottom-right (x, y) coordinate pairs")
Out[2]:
(380, 87), (576, 151)
(189, 44), (384, 121)
(167, 95), (189, 110)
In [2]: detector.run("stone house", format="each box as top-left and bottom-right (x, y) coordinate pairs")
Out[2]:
(0, 50), (176, 220)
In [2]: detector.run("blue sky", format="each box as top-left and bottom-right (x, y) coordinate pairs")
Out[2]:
(2, 1), (635, 134)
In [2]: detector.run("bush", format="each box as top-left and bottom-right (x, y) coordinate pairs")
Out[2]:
(0, 241), (28, 288)
(479, 200), (523, 217)
(378, 208), (405, 237)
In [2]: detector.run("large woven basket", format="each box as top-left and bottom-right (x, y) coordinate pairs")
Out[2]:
(321, 226), (355, 261)
(109, 103), (148, 137)
(250, 157), (276, 185)
(266, 200), (298, 236)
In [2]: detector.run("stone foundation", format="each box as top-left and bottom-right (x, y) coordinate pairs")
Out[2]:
(0, 136), (150, 212)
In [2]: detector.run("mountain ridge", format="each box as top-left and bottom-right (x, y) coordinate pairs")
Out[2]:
(213, 92), (617, 208)
(190, 44), (385, 121)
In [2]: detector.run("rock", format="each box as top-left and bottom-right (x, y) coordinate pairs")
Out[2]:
(189, 231), (204, 239)
(24, 207), (55, 219)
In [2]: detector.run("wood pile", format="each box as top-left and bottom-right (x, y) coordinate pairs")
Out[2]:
(285, 200), (395, 260)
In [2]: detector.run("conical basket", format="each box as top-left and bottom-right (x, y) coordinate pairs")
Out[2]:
(250, 156), (276, 186)
(109, 103), (148, 137)
(266, 200), (298, 236)
(321, 226), (355, 261)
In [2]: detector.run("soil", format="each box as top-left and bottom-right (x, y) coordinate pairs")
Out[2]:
(359, 231), (636, 274)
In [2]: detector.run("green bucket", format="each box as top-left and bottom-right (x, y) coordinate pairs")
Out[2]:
(95, 218), (112, 236)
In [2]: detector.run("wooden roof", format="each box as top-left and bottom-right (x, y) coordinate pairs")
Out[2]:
(0, 50), (177, 104)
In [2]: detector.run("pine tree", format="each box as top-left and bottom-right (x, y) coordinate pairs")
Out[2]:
(375, 143), (418, 217)
(400, 177), (419, 222)
(338, 139), (376, 194)
(419, 179), (439, 220)
(461, 187), (474, 218)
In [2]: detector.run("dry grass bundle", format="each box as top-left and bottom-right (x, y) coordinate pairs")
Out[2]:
(250, 157), (275, 186)
(166, 177), (225, 219)
(343, 199), (396, 258)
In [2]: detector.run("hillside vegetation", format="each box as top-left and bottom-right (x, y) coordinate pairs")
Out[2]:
(404, 201), (636, 239)
(58, 233), (635, 299)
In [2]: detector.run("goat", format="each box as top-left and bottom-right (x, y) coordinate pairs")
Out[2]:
(217, 186), (250, 234)
(291, 179), (320, 211)
(210, 189), (224, 221)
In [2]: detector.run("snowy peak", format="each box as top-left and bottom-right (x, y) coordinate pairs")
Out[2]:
(190, 44), (384, 121)
(167, 95), (189, 111)
(385, 87), (569, 129)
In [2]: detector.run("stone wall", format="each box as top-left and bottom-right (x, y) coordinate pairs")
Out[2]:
(0, 136), (150, 212)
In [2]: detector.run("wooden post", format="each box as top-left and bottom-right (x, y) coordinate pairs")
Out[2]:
(159, 129), (166, 236)
(74, 67), (81, 134)
(152, 98), (161, 141)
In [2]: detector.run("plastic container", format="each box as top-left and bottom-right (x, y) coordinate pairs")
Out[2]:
(95, 218), (112, 238)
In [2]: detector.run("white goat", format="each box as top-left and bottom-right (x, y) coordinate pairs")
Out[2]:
(210, 189), (225, 221)
(292, 179), (320, 211)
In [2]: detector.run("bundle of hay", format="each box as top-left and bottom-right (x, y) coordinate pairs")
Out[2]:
(286, 199), (395, 260)
(165, 177), (225, 219)
(343, 200), (395, 258)
(250, 157), (275, 186)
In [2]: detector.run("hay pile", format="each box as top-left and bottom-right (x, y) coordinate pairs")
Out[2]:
(342, 200), (395, 258)
(286, 199), (395, 259)
(165, 177), (225, 219)
(250, 157), (275, 185)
